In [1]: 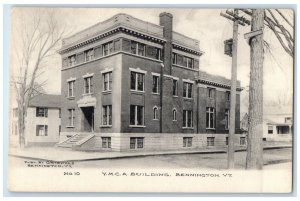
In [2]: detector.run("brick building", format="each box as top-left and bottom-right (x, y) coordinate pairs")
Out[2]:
(57, 12), (244, 151)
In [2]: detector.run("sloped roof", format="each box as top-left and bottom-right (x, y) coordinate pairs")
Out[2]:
(29, 94), (61, 108)
(198, 70), (242, 89)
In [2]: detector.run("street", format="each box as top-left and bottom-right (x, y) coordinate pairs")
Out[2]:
(10, 147), (292, 170)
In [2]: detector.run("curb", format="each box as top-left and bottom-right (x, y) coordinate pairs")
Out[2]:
(9, 145), (292, 162)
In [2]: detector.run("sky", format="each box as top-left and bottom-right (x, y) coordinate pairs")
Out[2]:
(9, 8), (294, 114)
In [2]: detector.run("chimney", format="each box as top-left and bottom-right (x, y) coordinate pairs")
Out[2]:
(159, 12), (173, 75)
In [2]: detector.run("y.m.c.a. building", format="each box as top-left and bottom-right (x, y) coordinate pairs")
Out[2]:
(57, 12), (245, 151)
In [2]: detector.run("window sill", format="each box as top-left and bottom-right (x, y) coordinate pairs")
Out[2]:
(206, 128), (216, 130)
(102, 90), (112, 94)
(67, 96), (75, 100)
(183, 97), (193, 100)
(130, 90), (145, 94)
(173, 95), (179, 98)
(129, 125), (146, 128)
(152, 92), (160, 95)
(172, 120), (177, 122)
(182, 127), (194, 129)
(66, 126), (75, 128)
(82, 93), (93, 96)
(153, 119), (159, 121)
(100, 125), (112, 128)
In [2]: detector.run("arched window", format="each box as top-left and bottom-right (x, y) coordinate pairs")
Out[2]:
(173, 109), (177, 121)
(153, 106), (158, 120)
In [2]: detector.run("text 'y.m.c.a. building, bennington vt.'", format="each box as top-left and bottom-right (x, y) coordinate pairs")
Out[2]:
(57, 12), (245, 151)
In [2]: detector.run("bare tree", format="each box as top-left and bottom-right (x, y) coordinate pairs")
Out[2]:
(241, 9), (294, 57)
(11, 9), (66, 148)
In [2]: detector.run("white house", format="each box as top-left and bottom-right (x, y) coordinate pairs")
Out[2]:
(263, 106), (293, 142)
(10, 94), (61, 147)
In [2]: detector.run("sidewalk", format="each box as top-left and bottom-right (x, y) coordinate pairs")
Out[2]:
(9, 141), (292, 162)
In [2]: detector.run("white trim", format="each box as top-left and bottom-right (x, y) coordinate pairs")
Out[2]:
(129, 67), (147, 74)
(151, 72), (161, 77)
(82, 73), (94, 78)
(172, 108), (177, 121)
(182, 78), (195, 84)
(153, 106), (159, 120)
(163, 74), (179, 80)
(66, 77), (76, 82)
(101, 68), (114, 74)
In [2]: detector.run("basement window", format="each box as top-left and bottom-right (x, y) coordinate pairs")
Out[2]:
(183, 137), (193, 147)
(102, 137), (111, 148)
(207, 137), (215, 146)
(130, 137), (144, 149)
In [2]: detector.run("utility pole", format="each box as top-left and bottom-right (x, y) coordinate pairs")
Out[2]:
(220, 9), (250, 169)
(245, 9), (264, 169)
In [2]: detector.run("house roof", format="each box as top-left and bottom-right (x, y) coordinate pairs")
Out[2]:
(197, 70), (242, 90)
(29, 94), (61, 108)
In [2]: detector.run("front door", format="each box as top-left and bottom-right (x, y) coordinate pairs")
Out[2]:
(81, 107), (94, 132)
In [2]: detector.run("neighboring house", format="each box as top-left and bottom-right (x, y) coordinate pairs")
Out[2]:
(240, 113), (249, 134)
(57, 12), (245, 151)
(11, 94), (61, 147)
(263, 106), (293, 142)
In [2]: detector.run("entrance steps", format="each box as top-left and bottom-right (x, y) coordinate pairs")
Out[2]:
(56, 133), (95, 148)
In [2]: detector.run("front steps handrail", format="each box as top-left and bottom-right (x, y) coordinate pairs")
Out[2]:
(56, 134), (78, 145)
(75, 134), (95, 146)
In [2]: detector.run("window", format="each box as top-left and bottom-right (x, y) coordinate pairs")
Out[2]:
(172, 53), (194, 69)
(172, 53), (177, 64)
(36, 107), (48, 117)
(152, 75), (159, 94)
(130, 41), (146, 56)
(172, 109), (177, 121)
(68, 80), (75, 97)
(183, 137), (193, 147)
(103, 41), (113, 56)
(130, 105), (144, 126)
(68, 109), (75, 127)
(103, 72), (112, 91)
(206, 107), (215, 129)
(173, 79), (178, 96)
(130, 137), (144, 149)
(130, 72), (144, 92)
(186, 57), (194, 69)
(131, 41), (137, 54)
(226, 137), (229, 146)
(240, 137), (246, 145)
(84, 49), (94, 62)
(183, 110), (193, 128)
(102, 105), (112, 126)
(138, 43), (145, 56)
(268, 126), (273, 134)
(36, 125), (48, 136)
(59, 109), (61, 118)
(153, 107), (158, 120)
(84, 76), (92, 94)
(68, 55), (76, 66)
(225, 109), (230, 130)
(183, 82), (193, 98)
(208, 88), (216, 99)
(226, 91), (230, 101)
(102, 137), (111, 148)
(285, 117), (292, 123)
(207, 137), (215, 146)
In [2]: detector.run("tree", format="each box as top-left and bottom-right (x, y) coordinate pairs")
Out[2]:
(246, 9), (264, 169)
(11, 9), (66, 148)
(240, 9), (294, 169)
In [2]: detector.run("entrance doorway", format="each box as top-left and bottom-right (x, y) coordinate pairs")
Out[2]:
(81, 107), (94, 132)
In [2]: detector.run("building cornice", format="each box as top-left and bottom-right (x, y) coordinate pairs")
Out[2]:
(197, 79), (243, 91)
(58, 26), (166, 55)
